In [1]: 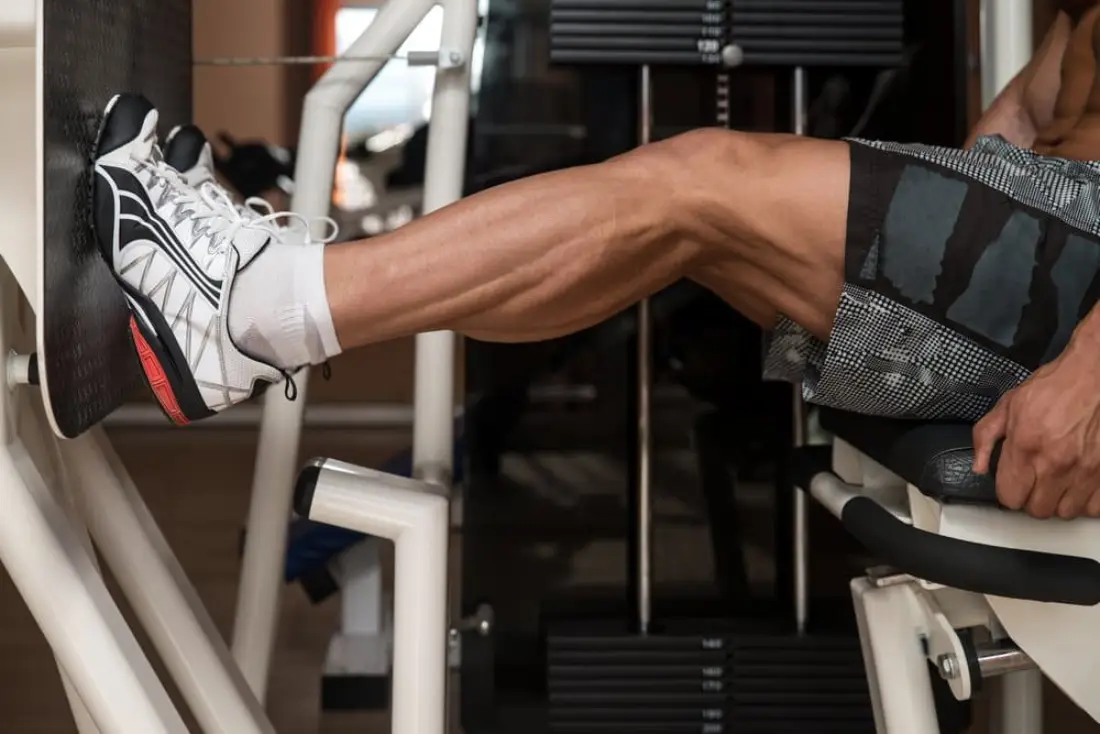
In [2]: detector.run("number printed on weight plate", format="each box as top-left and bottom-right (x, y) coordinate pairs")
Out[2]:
(697, 39), (720, 53)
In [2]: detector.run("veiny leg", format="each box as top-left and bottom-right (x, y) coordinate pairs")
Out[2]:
(322, 129), (851, 347)
(94, 93), (854, 424)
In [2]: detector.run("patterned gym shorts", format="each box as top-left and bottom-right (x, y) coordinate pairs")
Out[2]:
(763, 135), (1100, 422)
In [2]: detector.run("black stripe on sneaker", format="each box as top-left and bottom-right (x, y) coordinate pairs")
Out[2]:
(98, 165), (224, 304)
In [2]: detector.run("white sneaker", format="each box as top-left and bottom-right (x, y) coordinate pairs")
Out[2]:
(163, 124), (337, 245)
(92, 93), (301, 425)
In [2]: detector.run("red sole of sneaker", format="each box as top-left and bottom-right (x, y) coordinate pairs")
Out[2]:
(129, 315), (191, 427)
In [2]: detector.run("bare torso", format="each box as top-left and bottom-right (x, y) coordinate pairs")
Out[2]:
(1033, 3), (1100, 159)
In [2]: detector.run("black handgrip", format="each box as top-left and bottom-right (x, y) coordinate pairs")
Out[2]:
(841, 496), (1100, 606)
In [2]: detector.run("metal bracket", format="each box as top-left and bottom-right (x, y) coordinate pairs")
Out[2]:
(406, 49), (465, 69)
(447, 603), (494, 668)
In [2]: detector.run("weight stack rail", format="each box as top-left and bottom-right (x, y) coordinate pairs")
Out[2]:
(543, 4), (904, 733)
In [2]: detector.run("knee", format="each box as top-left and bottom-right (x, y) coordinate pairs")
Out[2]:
(650, 128), (772, 177)
(613, 129), (774, 207)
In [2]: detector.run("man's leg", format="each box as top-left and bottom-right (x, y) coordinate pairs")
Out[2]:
(93, 94), (852, 424)
(314, 129), (849, 347)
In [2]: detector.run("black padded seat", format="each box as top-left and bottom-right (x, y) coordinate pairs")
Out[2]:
(818, 408), (1000, 507)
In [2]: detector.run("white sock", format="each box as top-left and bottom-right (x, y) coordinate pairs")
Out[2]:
(228, 243), (343, 369)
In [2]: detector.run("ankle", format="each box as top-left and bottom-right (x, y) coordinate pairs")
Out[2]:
(228, 243), (339, 369)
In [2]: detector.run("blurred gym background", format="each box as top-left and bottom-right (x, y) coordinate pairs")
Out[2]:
(0, 1), (1093, 733)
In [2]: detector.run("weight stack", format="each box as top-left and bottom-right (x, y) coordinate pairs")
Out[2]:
(546, 621), (874, 734)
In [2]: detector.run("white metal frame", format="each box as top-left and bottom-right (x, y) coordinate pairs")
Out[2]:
(230, 0), (477, 707)
(297, 459), (450, 734)
(980, 0), (1033, 109)
(0, 0), (474, 731)
(815, 443), (1051, 734)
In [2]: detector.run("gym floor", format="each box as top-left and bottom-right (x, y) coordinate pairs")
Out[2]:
(0, 344), (1096, 732)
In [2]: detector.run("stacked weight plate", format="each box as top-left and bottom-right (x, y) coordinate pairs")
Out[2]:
(546, 621), (874, 734)
(728, 0), (906, 67)
(549, 0), (730, 67)
(549, 0), (905, 69)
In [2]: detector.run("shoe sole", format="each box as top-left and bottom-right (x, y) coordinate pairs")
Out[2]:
(91, 93), (216, 427)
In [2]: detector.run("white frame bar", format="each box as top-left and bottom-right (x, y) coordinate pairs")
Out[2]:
(980, 0), (1033, 109)
(998, 669), (1043, 734)
(59, 428), (275, 734)
(300, 459), (450, 734)
(850, 577), (941, 734)
(233, 0), (476, 701)
(0, 437), (188, 734)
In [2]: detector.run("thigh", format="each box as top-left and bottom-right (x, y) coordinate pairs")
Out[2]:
(767, 136), (1100, 421)
(682, 131), (851, 341)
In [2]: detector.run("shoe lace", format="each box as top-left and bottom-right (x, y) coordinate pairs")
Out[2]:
(240, 196), (341, 244)
(277, 362), (331, 404)
(138, 149), (339, 258)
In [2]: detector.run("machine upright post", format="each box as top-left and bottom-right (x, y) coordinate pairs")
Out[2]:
(636, 63), (654, 636)
(792, 65), (810, 636)
(413, 0), (478, 488)
(979, 0), (1033, 109)
(232, 0), (440, 701)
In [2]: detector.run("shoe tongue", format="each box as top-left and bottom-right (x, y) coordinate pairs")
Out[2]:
(232, 226), (277, 267)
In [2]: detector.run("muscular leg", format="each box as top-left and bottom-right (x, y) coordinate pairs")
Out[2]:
(320, 129), (850, 348)
(94, 96), (855, 422)
(102, 94), (1100, 432)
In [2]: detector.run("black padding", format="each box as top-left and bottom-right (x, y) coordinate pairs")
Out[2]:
(841, 497), (1100, 605)
(42, 0), (192, 438)
(293, 463), (323, 518)
(819, 408), (1001, 507)
(788, 444), (833, 493)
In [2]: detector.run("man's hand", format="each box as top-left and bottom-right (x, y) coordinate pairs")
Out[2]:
(973, 345), (1100, 519)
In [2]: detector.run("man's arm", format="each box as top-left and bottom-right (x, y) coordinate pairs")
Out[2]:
(965, 12), (1073, 148)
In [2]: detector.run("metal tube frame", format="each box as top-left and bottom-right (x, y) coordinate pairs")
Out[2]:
(300, 460), (450, 734)
(636, 63), (653, 635)
(0, 435), (190, 734)
(233, 0), (476, 702)
(979, 0), (1033, 110)
(998, 669), (1043, 734)
(791, 65), (810, 636)
(850, 578), (942, 733)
